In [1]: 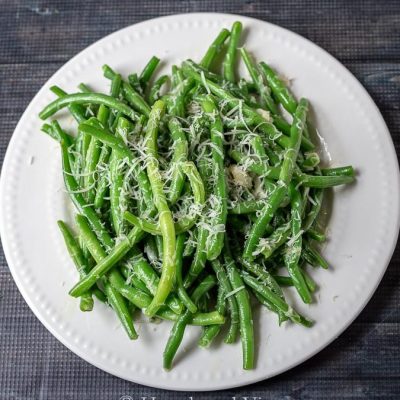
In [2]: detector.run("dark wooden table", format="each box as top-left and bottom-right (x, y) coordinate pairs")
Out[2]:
(1, 1), (399, 399)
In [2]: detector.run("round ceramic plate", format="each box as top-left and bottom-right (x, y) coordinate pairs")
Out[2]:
(1, 13), (399, 391)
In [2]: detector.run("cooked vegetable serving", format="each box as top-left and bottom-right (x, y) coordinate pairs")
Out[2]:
(39, 21), (355, 370)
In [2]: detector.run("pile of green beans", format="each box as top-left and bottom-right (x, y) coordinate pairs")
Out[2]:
(39, 21), (355, 370)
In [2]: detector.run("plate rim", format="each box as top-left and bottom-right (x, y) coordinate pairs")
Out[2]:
(1, 12), (399, 391)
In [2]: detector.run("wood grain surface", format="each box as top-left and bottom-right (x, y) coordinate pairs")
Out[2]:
(0, 1), (399, 399)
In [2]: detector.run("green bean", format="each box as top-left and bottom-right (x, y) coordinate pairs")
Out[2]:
(201, 96), (227, 260)
(303, 270), (317, 293)
(229, 199), (267, 214)
(103, 280), (138, 339)
(250, 134), (276, 192)
(307, 228), (327, 242)
(240, 47), (278, 114)
(107, 72), (123, 126)
(200, 28), (230, 70)
(259, 62), (298, 114)
(183, 227), (207, 288)
(39, 92), (138, 121)
(109, 117), (132, 235)
(167, 118), (188, 204)
(297, 174), (354, 188)
(198, 286), (226, 347)
(303, 189), (324, 231)
(321, 166), (355, 177)
(224, 255), (254, 370)
(163, 275), (217, 369)
(284, 183), (312, 303)
(76, 83), (100, 117)
(143, 100), (177, 316)
(303, 241), (329, 269)
(57, 221), (94, 311)
(280, 99), (309, 185)
(83, 117), (104, 204)
(128, 73), (142, 94)
(300, 152), (320, 170)
(139, 56), (160, 89)
(158, 309), (224, 326)
(93, 287), (107, 303)
(45, 121), (73, 147)
(175, 233), (197, 313)
(260, 222), (291, 259)
(210, 259), (239, 344)
(144, 236), (159, 265)
(78, 120), (134, 160)
(78, 83), (93, 93)
(169, 66), (185, 117)
(155, 235), (163, 260)
(223, 21), (242, 83)
(183, 229), (197, 258)
(163, 309), (192, 370)
(41, 122), (62, 142)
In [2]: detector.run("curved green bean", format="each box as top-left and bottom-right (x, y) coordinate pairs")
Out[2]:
(39, 92), (138, 121)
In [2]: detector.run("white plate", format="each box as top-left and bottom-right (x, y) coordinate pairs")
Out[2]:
(1, 13), (399, 391)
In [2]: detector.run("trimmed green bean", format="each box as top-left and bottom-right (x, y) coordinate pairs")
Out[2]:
(39, 93), (138, 121)
(175, 233), (197, 313)
(200, 29), (230, 69)
(224, 255), (254, 370)
(240, 47), (278, 114)
(139, 56), (160, 89)
(223, 21), (242, 83)
(210, 259), (239, 344)
(57, 221), (94, 311)
(163, 275), (217, 369)
(167, 118), (188, 204)
(284, 183), (312, 304)
(143, 101), (177, 316)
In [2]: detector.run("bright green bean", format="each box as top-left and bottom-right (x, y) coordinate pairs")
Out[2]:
(223, 21), (242, 83)
(39, 92), (138, 121)
(143, 101), (177, 316)
(201, 96), (227, 260)
(57, 221), (94, 311)
(200, 29), (230, 69)
(284, 183), (312, 304)
(210, 259), (239, 344)
(224, 255), (254, 370)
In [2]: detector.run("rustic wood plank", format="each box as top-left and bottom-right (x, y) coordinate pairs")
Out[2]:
(0, 1), (399, 64)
